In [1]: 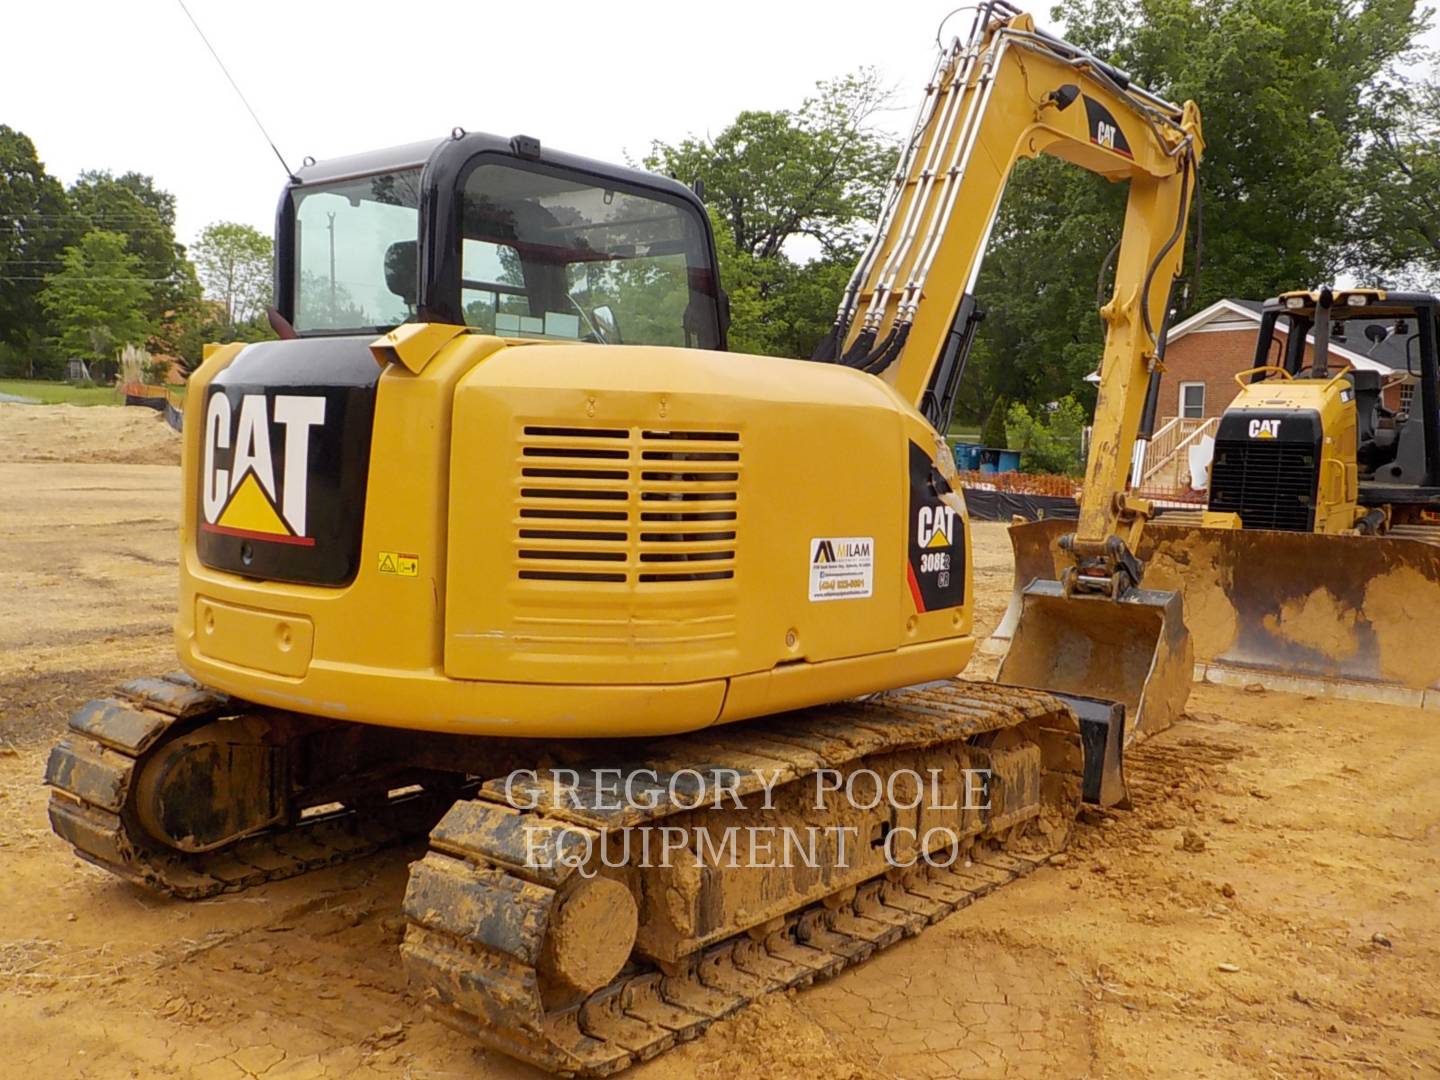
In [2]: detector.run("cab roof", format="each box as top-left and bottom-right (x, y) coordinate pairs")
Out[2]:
(286, 131), (703, 211)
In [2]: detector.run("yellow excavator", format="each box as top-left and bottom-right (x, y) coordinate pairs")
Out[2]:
(1006, 286), (1440, 704)
(45, 5), (1201, 1074)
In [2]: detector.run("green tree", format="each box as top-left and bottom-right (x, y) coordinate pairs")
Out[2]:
(980, 398), (1009, 449)
(192, 221), (274, 325)
(953, 0), (1429, 426)
(1005, 396), (1089, 475)
(646, 71), (897, 357)
(956, 158), (1123, 423)
(1353, 69), (1440, 280)
(154, 298), (277, 376)
(68, 170), (191, 321)
(648, 70), (895, 261)
(1056, 0), (1422, 304)
(0, 126), (79, 370)
(40, 230), (155, 374)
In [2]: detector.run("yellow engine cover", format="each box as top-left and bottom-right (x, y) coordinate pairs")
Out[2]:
(1218, 373), (1358, 533)
(176, 330), (974, 737)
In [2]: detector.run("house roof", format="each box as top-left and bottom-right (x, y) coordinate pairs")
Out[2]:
(1168, 297), (1414, 376)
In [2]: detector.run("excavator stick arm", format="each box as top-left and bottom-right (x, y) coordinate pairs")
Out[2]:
(834, 4), (1202, 737)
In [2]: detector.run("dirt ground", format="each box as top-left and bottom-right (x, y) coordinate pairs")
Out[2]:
(1, 408), (1437, 1079)
(0, 402), (181, 465)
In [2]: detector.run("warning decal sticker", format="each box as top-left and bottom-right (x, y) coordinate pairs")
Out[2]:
(378, 551), (420, 577)
(809, 537), (874, 601)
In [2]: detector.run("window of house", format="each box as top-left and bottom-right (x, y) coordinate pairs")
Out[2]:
(1400, 382), (1416, 415)
(1179, 382), (1206, 419)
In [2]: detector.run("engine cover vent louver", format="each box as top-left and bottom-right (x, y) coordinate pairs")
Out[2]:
(516, 426), (740, 583)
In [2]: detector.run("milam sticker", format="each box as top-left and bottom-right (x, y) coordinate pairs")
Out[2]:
(809, 536), (874, 601)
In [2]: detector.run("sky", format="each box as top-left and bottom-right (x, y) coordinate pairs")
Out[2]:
(3, 0), (1437, 253)
(2, 0), (946, 246)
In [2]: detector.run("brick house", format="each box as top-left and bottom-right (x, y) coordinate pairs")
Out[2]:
(1096, 298), (1417, 494)
(1159, 298), (1412, 422)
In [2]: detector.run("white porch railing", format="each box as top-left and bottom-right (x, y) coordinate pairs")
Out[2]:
(1137, 415), (1217, 489)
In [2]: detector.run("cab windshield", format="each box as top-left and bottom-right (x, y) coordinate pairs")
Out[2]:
(286, 157), (720, 346)
(290, 169), (420, 333)
(459, 160), (720, 349)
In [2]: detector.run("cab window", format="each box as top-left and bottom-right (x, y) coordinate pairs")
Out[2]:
(459, 160), (719, 348)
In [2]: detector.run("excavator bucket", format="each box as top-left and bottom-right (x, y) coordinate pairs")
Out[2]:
(981, 516), (1071, 653)
(983, 518), (1066, 650)
(996, 574), (1193, 742)
(1140, 524), (1440, 704)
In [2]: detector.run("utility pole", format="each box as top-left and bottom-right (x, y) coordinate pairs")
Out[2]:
(327, 211), (337, 313)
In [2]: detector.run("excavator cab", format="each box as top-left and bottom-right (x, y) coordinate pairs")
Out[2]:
(277, 134), (727, 348)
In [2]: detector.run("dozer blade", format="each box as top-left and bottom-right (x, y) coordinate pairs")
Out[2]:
(1140, 523), (1440, 705)
(996, 578), (1193, 741)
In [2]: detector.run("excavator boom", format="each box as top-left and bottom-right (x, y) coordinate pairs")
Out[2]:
(816, 1), (1202, 737)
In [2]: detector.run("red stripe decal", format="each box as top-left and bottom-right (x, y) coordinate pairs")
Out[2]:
(906, 561), (926, 613)
(201, 522), (316, 547)
(1093, 138), (1134, 159)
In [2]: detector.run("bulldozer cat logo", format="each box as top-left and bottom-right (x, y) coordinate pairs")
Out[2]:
(1082, 96), (1133, 159)
(201, 392), (326, 546)
(906, 443), (965, 613)
(1248, 418), (1282, 439)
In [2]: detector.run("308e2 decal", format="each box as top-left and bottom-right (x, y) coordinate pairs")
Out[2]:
(906, 442), (966, 612)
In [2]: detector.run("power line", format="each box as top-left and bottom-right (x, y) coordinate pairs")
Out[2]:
(1, 277), (183, 283)
(175, 0), (299, 183)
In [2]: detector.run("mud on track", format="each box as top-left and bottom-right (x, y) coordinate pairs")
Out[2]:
(1, 422), (1438, 1078)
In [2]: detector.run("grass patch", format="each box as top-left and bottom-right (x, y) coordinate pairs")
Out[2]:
(0, 380), (120, 406)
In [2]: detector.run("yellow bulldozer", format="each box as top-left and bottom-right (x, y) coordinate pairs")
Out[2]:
(46, 4), (1202, 1074)
(1004, 286), (1440, 706)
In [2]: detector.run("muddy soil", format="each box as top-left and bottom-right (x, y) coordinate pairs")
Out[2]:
(1, 419), (1437, 1079)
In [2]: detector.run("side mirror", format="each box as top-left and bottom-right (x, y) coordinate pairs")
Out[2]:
(592, 304), (620, 344)
(384, 241), (418, 306)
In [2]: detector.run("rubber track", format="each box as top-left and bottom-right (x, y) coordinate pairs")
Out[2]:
(400, 680), (1079, 1077)
(45, 672), (453, 900)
